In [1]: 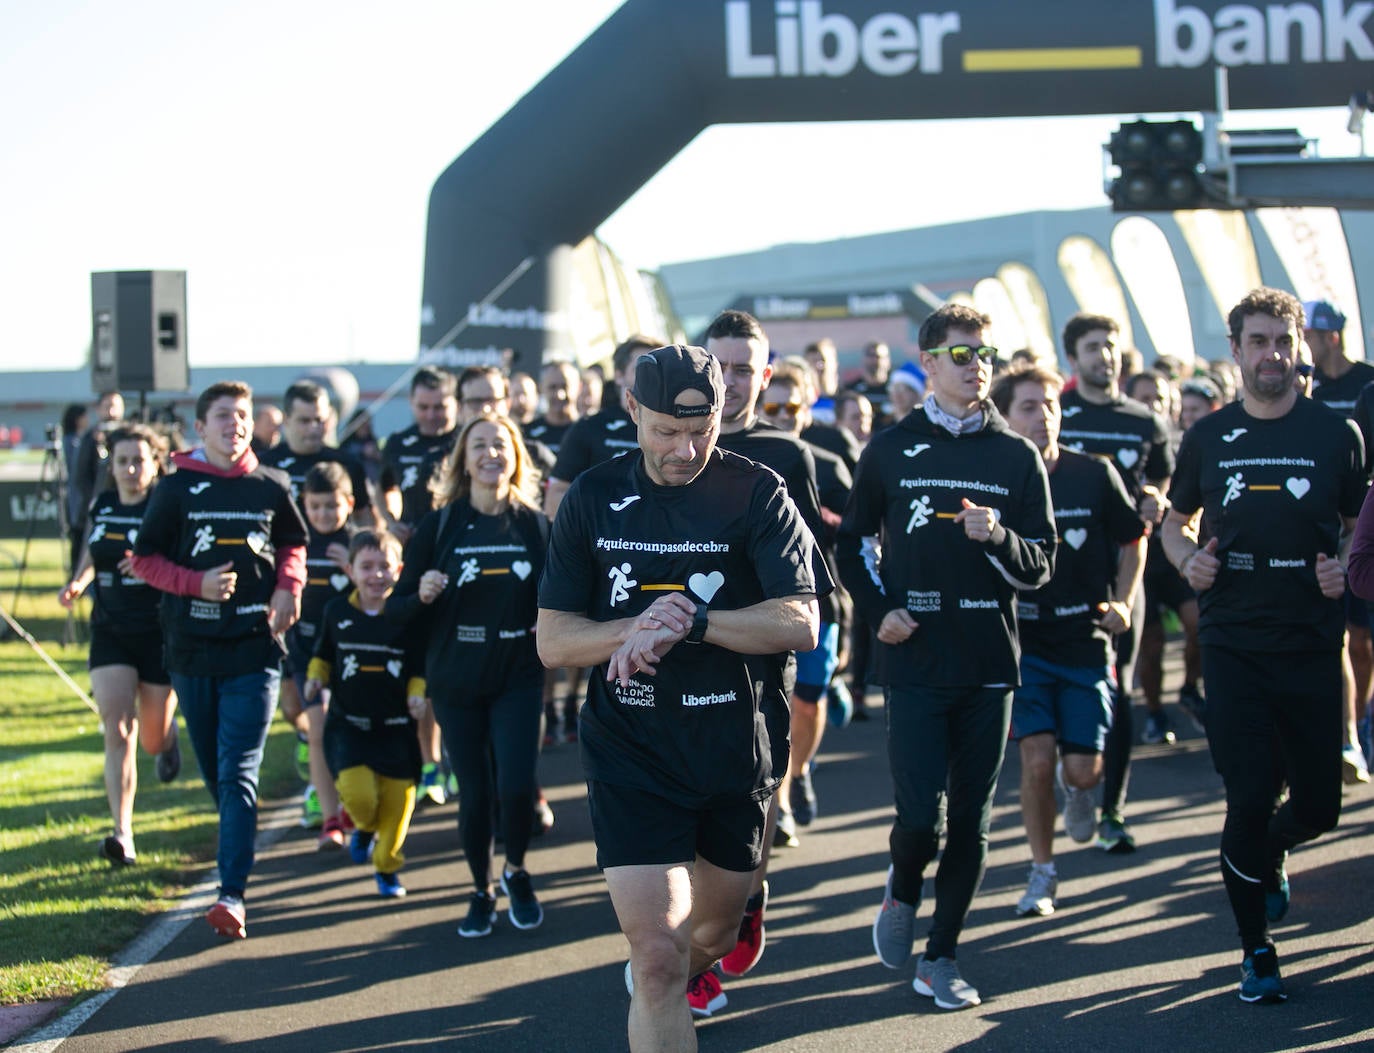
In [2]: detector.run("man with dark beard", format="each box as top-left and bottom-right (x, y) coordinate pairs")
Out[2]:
(1058, 313), (1173, 853)
(1163, 287), (1365, 1004)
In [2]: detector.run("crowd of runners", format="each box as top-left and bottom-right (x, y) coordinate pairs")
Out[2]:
(62, 288), (1373, 1050)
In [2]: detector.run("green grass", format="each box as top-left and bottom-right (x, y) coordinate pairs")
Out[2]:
(0, 539), (300, 1005)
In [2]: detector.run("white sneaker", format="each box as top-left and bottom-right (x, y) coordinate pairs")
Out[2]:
(1016, 866), (1058, 917)
(1342, 744), (1371, 785)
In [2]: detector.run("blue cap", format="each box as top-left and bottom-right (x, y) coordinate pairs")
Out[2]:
(889, 361), (927, 395)
(1302, 300), (1346, 332)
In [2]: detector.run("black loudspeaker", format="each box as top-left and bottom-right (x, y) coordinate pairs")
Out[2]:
(91, 271), (189, 394)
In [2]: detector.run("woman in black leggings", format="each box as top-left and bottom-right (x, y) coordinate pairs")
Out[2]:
(398, 414), (548, 939)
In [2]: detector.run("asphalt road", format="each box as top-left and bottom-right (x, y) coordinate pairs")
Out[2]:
(21, 688), (1374, 1053)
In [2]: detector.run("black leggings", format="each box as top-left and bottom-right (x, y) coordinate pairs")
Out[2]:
(1100, 587), (1145, 816)
(433, 682), (542, 891)
(885, 685), (1012, 960)
(1202, 644), (1342, 951)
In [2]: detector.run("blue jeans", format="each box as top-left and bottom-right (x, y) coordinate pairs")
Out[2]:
(172, 669), (280, 900)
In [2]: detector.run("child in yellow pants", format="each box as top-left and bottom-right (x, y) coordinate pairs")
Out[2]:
(306, 531), (425, 898)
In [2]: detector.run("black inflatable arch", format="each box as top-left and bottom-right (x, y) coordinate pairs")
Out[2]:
(421, 0), (1374, 363)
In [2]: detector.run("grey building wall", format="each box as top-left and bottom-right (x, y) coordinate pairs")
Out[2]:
(658, 206), (1374, 368)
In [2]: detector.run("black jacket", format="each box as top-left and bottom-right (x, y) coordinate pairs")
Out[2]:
(836, 404), (1055, 688)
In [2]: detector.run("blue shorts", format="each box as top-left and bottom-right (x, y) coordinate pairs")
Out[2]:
(793, 622), (839, 703)
(1011, 653), (1114, 753)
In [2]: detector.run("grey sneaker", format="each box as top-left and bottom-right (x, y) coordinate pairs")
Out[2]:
(872, 865), (917, 969)
(1015, 866), (1058, 916)
(913, 955), (982, 1009)
(1058, 762), (1096, 844)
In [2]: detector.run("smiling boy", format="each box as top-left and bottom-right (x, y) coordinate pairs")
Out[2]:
(132, 380), (308, 939)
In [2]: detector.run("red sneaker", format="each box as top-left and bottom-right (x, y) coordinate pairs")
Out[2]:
(686, 970), (727, 1018)
(206, 896), (246, 939)
(718, 881), (767, 977)
(317, 817), (346, 851)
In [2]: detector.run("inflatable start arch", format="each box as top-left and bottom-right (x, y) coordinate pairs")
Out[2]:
(421, 0), (1374, 364)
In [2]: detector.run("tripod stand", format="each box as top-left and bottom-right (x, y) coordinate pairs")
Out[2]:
(6, 425), (79, 645)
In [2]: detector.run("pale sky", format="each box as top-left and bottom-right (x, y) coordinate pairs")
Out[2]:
(1, 1), (1361, 371)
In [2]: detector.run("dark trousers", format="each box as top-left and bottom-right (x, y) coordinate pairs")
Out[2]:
(1203, 644), (1342, 951)
(1100, 586), (1145, 816)
(433, 682), (541, 890)
(885, 684), (1012, 960)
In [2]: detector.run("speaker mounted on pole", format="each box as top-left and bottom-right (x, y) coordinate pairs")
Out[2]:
(90, 270), (189, 395)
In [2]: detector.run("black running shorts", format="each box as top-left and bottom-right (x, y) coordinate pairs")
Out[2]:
(587, 778), (767, 873)
(88, 624), (170, 685)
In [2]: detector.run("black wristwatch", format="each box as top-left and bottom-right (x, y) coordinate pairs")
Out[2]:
(685, 605), (709, 644)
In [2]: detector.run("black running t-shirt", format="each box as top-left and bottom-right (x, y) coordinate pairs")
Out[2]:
(1018, 451), (1144, 668)
(1169, 398), (1366, 651)
(539, 449), (819, 806)
(86, 490), (160, 632)
(1059, 390), (1173, 500)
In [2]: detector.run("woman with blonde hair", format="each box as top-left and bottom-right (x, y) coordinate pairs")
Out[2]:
(395, 413), (551, 938)
(60, 423), (180, 866)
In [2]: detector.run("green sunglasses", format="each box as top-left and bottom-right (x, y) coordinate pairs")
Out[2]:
(926, 345), (998, 366)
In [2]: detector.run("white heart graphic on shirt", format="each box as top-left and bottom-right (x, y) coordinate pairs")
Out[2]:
(688, 571), (725, 604)
(1286, 477), (1311, 499)
(330, 573), (350, 592)
(245, 531), (268, 555)
(1064, 528), (1088, 550)
(512, 560), (532, 580)
(386, 659), (402, 678)
(127, 528), (138, 546)
(1117, 449), (1140, 469)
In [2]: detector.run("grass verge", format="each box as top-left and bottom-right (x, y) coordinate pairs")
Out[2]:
(0, 539), (300, 1005)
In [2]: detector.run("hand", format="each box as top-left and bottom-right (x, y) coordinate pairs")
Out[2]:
(1095, 600), (1131, 635)
(1182, 537), (1220, 591)
(1315, 552), (1346, 600)
(117, 550), (138, 577)
(1139, 484), (1170, 525)
(633, 594), (695, 636)
(406, 695), (427, 719)
(954, 498), (998, 543)
(200, 561), (237, 603)
(58, 581), (84, 609)
(303, 677), (323, 703)
(606, 595), (696, 684)
(325, 542), (351, 569)
(418, 570), (448, 604)
(267, 587), (300, 634)
(876, 608), (918, 645)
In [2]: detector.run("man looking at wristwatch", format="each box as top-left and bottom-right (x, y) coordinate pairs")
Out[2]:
(538, 344), (825, 1050)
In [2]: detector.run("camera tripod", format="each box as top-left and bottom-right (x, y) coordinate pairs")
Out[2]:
(4, 426), (79, 646)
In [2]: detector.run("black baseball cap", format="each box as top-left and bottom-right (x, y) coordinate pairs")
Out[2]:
(631, 345), (724, 419)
